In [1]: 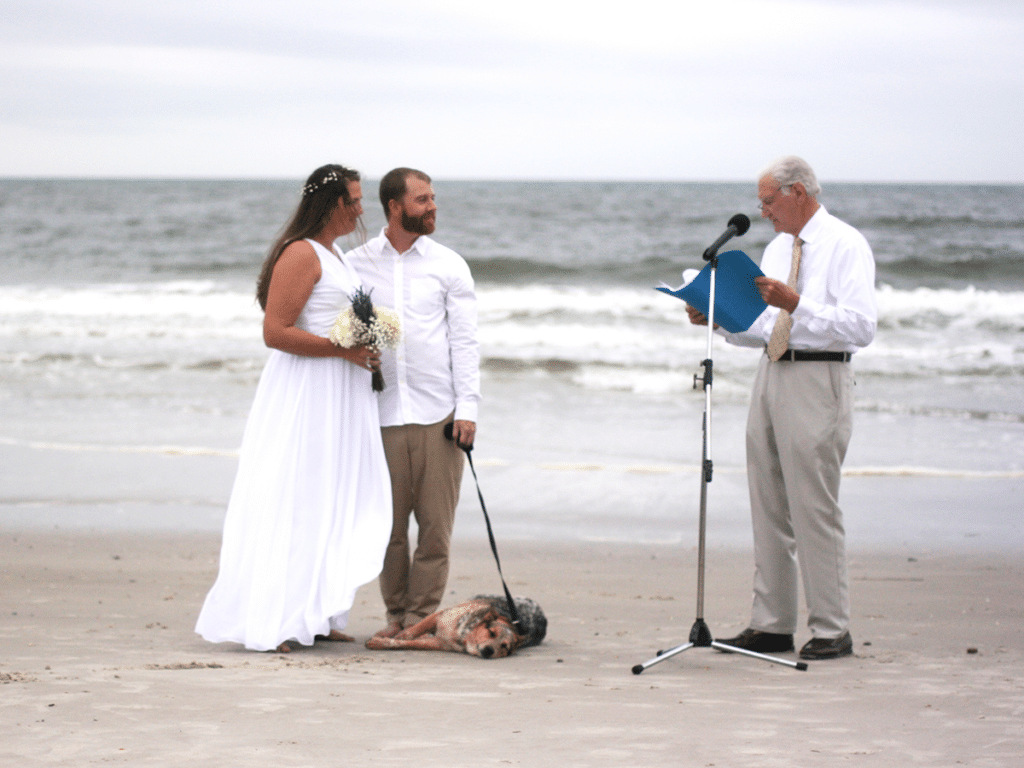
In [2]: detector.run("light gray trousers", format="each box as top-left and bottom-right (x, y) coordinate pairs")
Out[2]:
(745, 354), (854, 639)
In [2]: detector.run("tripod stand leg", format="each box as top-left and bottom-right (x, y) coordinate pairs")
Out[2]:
(711, 641), (808, 671)
(632, 642), (694, 675)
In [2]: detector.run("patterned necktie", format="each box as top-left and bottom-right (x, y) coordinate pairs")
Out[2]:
(767, 236), (803, 361)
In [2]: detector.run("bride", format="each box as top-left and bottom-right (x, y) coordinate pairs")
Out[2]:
(195, 164), (392, 652)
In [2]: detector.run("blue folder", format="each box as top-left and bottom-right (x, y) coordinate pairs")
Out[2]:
(655, 250), (767, 333)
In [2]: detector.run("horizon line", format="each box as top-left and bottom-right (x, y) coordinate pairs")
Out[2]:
(2, 175), (1022, 186)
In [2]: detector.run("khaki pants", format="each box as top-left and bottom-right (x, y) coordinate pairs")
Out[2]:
(379, 415), (465, 627)
(746, 354), (854, 639)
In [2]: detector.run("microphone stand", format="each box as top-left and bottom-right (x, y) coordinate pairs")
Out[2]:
(632, 241), (807, 675)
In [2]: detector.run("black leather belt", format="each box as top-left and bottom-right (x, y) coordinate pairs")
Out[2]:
(775, 350), (852, 362)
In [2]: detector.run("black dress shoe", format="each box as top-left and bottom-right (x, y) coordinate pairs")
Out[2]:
(716, 628), (794, 653)
(799, 631), (853, 660)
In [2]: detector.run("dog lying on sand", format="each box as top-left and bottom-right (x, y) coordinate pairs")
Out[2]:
(366, 595), (547, 659)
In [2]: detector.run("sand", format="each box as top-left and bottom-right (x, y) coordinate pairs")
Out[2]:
(2, 527), (1022, 767)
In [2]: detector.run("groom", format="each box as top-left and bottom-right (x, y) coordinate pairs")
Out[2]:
(347, 167), (481, 637)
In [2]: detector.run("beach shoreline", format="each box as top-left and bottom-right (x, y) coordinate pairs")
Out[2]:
(3, 368), (1022, 554)
(2, 526), (1022, 767)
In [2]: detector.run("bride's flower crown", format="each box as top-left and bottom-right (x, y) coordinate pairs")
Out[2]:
(302, 169), (346, 197)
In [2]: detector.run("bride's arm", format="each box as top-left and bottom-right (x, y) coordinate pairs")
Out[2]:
(262, 241), (376, 370)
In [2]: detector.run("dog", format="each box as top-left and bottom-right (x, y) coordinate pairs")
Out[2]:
(365, 595), (546, 659)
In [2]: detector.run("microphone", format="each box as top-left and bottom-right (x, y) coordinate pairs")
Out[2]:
(702, 213), (751, 261)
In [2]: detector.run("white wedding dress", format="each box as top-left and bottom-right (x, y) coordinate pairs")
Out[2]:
(196, 240), (392, 651)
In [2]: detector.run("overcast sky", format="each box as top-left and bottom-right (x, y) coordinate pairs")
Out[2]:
(2, 0), (1022, 182)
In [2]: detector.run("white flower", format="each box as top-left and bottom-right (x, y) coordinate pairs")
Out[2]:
(370, 307), (402, 348)
(329, 305), (401, 350)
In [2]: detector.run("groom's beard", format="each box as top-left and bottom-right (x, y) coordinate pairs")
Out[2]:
(402, 210), (436, 235)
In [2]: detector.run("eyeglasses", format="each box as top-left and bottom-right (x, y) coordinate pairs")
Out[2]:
(758, 186), (792, 210)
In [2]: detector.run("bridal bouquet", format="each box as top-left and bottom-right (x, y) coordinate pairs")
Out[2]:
(329, 288), (401, 391)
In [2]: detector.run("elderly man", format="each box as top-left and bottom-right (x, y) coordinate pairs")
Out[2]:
(687, 156), (876, 660)
(347, 168), (481, 638)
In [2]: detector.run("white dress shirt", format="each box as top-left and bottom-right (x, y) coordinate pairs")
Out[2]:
(721, 205), (877, 353)
(347, 229), (480, 427)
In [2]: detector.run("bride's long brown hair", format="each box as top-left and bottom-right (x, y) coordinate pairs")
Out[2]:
(256, 164), (363, 311)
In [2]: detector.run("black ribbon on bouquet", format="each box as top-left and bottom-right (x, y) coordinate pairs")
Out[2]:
(444, 422), (523, 634)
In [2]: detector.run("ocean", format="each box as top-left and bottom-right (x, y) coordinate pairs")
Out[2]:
(1, 179), (1022, 549)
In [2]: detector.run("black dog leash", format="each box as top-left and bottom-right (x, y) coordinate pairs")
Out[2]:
(444, 423), (523, 634)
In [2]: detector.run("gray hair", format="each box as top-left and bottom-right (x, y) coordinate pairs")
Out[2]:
(760, 155), (821, 198)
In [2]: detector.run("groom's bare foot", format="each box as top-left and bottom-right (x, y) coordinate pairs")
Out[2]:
(373, 622), (403, 639)
(318, 630), (355, 643)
